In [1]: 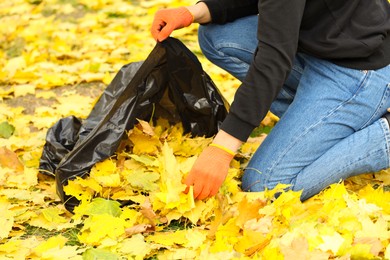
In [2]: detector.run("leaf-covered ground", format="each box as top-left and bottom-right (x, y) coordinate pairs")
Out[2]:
(1, 0), (390, 259)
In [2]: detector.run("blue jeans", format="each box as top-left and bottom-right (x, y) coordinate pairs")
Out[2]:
(198, 16), (390, 200)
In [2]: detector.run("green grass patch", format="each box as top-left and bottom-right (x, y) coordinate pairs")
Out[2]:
(21, 223), (83, 247)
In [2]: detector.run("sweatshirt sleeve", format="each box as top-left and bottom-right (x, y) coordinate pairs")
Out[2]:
(200, 0), (258, 24)
(220, 0), (307, 141)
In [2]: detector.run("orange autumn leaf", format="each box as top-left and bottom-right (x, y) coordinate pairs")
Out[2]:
(0, 147), (24, 173)
(235, 196), (267, 227)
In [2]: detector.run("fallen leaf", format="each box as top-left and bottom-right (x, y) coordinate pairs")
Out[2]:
(0, 146), (23, 172)
(124, 224), (153, 237)
(0, 122), (15, 139)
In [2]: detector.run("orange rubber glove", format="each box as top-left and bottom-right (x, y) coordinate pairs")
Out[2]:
(151, 7), (194, 42)
(184, 144), (235, 200)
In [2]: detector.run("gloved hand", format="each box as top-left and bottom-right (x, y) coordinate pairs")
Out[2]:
(151, 7), (194, 42)
(184, 144), (235, 200)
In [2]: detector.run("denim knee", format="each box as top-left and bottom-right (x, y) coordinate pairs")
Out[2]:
(242, 166), (317, 202)
(241, 166), (296, 193)
(198, 22), (257, 80)
(198, 25), (217, 64)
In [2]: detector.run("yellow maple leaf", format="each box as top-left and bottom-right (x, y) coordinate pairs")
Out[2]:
(170, 136), (211, 156)
(35, 90), (57, 100)
(329, 208), (362, 235)
(118, 234), (152, 260)
(210, 218), (240, 253)
(269, 188), (304, 225)
(110, 188), (140, 202)
(102, 71), (114, 85)
(0, 197), (14, 239)
(40, 73), (67, 88)
(31, 107), (59, 129)
(235, 195), (267, 228)
(353, 237), (382, 257)
(125, 168), (159, 192)
(157, 248), (197, 260)
(125, 154), (159, 168)
(54, 93), (94, 118)
(183, 197), (210, 224)
(153, 142), (189, 210)
(13, 84), (35, 97)
(29, 207), (77, 231)
(320, 182), (349, 201)
(79, 72), (105, 83)
(243, 216), (273, 235)
(6, 167), (38, 189)
(63, 179), (94, 202)
(3, 56), (26, 78)
(120, 207), (142, 227)
(355, 215), (389, 241)
(184, 229), (207, 249)
(385, 243), (390, 259)
(0, 188), (45, 204)
(76, 177), (103, 193)
(41, 207), (68, 224)
(345, 243), (376, 259)
(33, 235), (68, 255)
(197, 244), (239, 259)
(317, 183), (350, 216)
(0, 86), (13, 99)
(234, 229), (269, 256)
(78, 214), (127, 246)
(0, 240), (21, 254)
(128, 127), (162, 155)
(90, 160), (121, 187)
(146, 229), (188, 247)
(3, 237), (42, 259)
(220, 167), (242, 197)
(239, 136), (263, 157)
(40, 245), (82, 260)
(278, 221), (322, 252)
(260, 245), (284, 260)
(12, 71), (38, 85)
(263, 183), (292, 200)
(373, 169), (390, 184)
(280, 236), (329, 260)
(358, 185), (390, 214)
(317, 232), (345, 255)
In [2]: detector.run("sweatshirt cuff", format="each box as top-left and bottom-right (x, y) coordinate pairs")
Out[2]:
(197, 0), (225, 24)
(220, 113), (256, 142)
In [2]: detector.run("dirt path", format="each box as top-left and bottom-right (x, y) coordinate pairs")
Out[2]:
(2, 82), (106, 115)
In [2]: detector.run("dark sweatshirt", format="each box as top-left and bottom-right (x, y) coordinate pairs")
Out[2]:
(201, 0), (390, 141)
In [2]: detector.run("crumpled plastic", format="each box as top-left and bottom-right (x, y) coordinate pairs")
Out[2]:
(39, 37), (229, 212)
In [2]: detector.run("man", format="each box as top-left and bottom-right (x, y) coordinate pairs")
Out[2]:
(151, 0), (390, 200)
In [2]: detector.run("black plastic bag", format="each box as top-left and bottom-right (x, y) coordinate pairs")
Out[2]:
(39, 37), (229, 212)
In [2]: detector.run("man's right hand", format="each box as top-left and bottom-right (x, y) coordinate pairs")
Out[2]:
(151, 7), (194, 42)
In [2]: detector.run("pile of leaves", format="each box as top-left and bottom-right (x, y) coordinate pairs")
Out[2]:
(1, 0), (390, 259)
